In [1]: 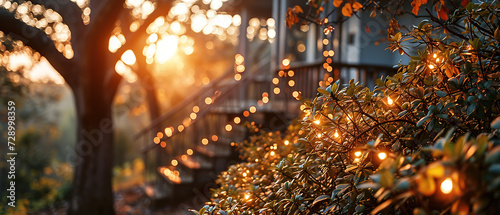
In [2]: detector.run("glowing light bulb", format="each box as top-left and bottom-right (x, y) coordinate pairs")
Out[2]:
(317, 133), (322, 138)
(171, 159), (178, 166)
(378, 152), (387, 160)
(314, 120), (320, 125)
(244, 193), (251, 200)
(428, 64), (435, 69)
(284, 140), (289, 145)
(433, 53), (437, 58)
(282, 58), (290, 67)
(387, 97), (393, 105)
(440, 178), (453, 194)
(270, 151), (275, 156)
(354, 151), (362, 157)
(354, 158), (360, 163)
(334, 130), (339, 138)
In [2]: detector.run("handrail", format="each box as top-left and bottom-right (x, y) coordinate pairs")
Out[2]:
(134, 67), (236, 140)
(140, 58), (271, 153)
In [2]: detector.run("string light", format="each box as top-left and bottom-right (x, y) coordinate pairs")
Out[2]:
(317, 133), (322, 138)
(314, 120), (320, 125)
(284, 140), (289, 145)
(334, 130), (339, 138)
(354, 151), (362, 157)
(154, 137), (160, 144)
(428, 64), (435, 69)
(378, 152), (387, 160)
(387, 97), (394, 105)
(202, 138), (209, 145)
(171, 159), (178, 166)
(225, 124), (233, 131)
(270, 151), (275, 156)
(157, 132), (163, 138)
(282, 58), (290, 67)
(234, 117), (241, 124)
(440, 178), (453, 194)
(187, 149), (193, 155)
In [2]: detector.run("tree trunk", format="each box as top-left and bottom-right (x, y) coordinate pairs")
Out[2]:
(69, 88), (115, 215)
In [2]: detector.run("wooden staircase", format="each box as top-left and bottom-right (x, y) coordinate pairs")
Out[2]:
(133, 59), (396, 207)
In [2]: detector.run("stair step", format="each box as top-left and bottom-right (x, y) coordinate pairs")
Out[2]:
(157, 166), (194, 185)
(179, 154), (213, 170)
(195, 144), (232, 158)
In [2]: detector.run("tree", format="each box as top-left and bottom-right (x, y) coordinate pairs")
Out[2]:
(0, 0), (172, 214)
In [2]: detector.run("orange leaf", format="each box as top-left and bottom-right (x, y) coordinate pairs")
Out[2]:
(342, 3), (353, 17)
(461, 0), (470, 7)
(411, 0), (421, 15)
(352, 1), (363, 11)
(333, 0), (343, 8)
(294, 5), (304, 13)
(436, 1), (449, 20)
(365, 25), (371, 33)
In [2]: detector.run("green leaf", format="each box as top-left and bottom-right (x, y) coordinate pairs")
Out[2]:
(317, 88), (329, 95)
(394, 178), (410, 191)
(312, 195), (331, 207)
(435, 91), (447, 97)
(467, 102), (477, 115)
(417, 116), (430, 127)
(491, 117), (500, 130)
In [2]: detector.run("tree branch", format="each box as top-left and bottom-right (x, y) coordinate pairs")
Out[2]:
(28, 0), (84, 35)
(0, 8), (76, 86)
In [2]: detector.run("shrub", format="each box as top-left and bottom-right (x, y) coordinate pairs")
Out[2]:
(195, 1), (500, 214)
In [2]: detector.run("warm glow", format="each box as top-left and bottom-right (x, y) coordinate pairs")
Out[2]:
(153, 137), (160, 144)
(272, 77), (279, 85)
(288, 70), (294, 77)
(273, 87), (280, 94)
(440, 178), (453, 194)
(282, 58), (290, 67)
(190, 112), (197, 120)
(193, 106), (200, 113)
(187, 149), (193, 155)
(205, 97), (213, 104)
(378, 152), (387, 160)
(317, 133), (322, 138)
(354, 151), (362, 157)
(202, 138), (209, 145)
(243, 111), (250, 117)
(234, 73), (242, 81)
(428, 64), (435, 69)
(225, 124), (233, 131)
(249, 106), (256, 113)
(178, 125), (184, 132)
(212, 135), (218, 141)
(354, 158), (360, 163)
(292, 91), (299, 98)
(171, 159), (178, 166)
(433, 53), (437, 58)
(284, 140), (289, 145)
(262, 97), (269, 103)
(234, 117), (241, 124)
(165, 127), (173, 137)
(270, 151), (275, 156)
(387, 97), (393, 105)
(235, 54), (244, 64)
(157, 132), (163, 138)
(288, 80), (295, 87)
(334, 130), (339, 138)
(156, 35), (179, 63)
(244, 193), (251, 200)
(108, 35), (121, 52)
(160, 141), (166, 148)
(314, 120), (320, 125)
(121, 50), (136, 65)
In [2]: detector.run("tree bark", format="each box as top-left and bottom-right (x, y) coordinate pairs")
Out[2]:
(69, 87), (115, 215)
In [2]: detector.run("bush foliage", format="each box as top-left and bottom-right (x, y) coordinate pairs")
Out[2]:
(196, 1), (500, 214)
